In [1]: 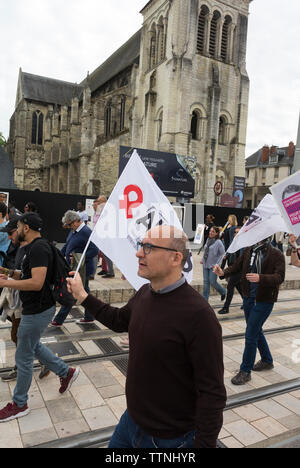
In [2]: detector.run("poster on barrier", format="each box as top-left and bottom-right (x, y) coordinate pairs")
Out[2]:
(271, 171), (300, 237)
(193, 224), (205, 246)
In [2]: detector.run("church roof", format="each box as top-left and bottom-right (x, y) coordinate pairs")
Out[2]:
(0, 147), (18, 189)
(21, 72), (82, 106)
(81, 29), (141, 93)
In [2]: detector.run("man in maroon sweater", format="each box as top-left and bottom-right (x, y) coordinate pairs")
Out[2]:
(68, 226), (226, 448)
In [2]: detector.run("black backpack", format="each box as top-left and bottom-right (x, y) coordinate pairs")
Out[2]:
(28, 239), (76, 307)
(47, 242), (76, 307)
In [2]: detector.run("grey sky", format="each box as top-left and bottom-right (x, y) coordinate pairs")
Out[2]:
(1, 0), (299, 157)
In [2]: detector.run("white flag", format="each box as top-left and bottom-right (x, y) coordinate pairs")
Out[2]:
(90, 150), (193, 290)
(271, 171), (300, 237)
(227, 194), (289, 253)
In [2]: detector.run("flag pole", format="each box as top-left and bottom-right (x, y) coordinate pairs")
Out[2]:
(74, 235), (93, 280)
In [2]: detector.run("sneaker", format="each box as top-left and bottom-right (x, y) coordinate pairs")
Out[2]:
(218, 307), (229, 315)
(221, 294), (226, 301)
(97, 270), (107, 276)
(0, 402), (30, 423)
(1, 369), (18, 382)
(76, 319), (94, 324)
(231, 371), (251, 386)
(102, 274), (115, 278)
(59, 368), (80, 394)
(252, 360), (274, 372)
(39, 365), (51, 380)
(51, 321), (62, 327)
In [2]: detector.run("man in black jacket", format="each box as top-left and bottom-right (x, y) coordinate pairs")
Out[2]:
(214, 238), (285, 385)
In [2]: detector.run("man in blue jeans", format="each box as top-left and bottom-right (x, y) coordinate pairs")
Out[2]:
(214, 237), (285, 385)
(0, 213), (79, 422)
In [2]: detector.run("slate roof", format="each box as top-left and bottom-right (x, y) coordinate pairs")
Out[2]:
(81, 29), (142, 93)
(20, 28), (141, 106)
(0, 147), (18, 189)
(21, 72), (82, 106)
(246, 146), (294, 168)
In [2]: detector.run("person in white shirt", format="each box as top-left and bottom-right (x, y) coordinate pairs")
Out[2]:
(76, 201), (89, 224)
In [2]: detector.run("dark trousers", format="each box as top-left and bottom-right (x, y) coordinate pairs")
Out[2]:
(109, 410), (195, 448)
(224, 273), (243, 309)
(240, 297), (274, 374)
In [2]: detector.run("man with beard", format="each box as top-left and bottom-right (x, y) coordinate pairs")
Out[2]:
(0, 213), (79, 422)
(214, 237), (285, 385)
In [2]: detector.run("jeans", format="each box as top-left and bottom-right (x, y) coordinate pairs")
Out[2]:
(54, 277), (94, 324)
(109, 410), (195, 449)
(240, 297), (274, 374)
(13, 306), (69, 408)
(202, 267), (226, 302)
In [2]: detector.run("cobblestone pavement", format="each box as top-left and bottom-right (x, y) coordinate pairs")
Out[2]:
(0, 252), (300, 448)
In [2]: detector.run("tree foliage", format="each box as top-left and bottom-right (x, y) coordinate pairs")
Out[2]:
(0, 132), (6, 147)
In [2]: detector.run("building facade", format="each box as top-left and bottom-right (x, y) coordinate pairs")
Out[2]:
(8, 0), (252, 204)
(245, 142), (295, 209)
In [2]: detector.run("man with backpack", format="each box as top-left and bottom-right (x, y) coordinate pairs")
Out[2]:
(0, 213), (79, 423)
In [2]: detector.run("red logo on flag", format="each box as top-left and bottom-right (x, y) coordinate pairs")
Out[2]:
(119, 185), (144, 219)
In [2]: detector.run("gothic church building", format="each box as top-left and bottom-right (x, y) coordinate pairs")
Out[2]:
(8, 0), (252, 204)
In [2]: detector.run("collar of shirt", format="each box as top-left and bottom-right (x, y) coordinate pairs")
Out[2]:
(75, 223), (85, 233)
(150, 275), (186, 295)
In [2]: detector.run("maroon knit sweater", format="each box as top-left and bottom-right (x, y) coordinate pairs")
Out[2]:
(82, 282), (227, 448)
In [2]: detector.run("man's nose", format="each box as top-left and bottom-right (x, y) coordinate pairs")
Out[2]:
(136, 246), (144, 258)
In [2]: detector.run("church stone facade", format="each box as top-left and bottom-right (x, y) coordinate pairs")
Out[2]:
(8, 0), (252, 204)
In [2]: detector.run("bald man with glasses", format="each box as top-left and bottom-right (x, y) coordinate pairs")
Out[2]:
(67, 225), (226, 449)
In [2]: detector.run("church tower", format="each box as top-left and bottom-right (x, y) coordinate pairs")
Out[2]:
(134, 0), (252, 204)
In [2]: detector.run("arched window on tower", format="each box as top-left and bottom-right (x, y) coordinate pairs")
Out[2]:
(209, 11), (221, 57)
(197, 5), (209, 54)
(157, 17), (165, 62)
(218, 116), (228, 145)
(149, 25), (157, 69)
(190, 110), (203, 140)
(221, 15), (232, 62)
(105, 104), (112, 138)
(31, 110), (44, 145)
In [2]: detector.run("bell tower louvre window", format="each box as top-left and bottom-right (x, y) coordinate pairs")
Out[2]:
(221, 16), (232, 61)
(197, 6), (209, 54)
(209, 11), (221, 57)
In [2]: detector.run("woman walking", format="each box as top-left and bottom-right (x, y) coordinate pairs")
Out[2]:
(201, 226), (226, 302)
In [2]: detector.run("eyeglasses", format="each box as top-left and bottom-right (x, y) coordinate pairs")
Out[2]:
(137, 241), (179, 255)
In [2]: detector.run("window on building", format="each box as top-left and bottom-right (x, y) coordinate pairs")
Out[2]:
(209, 11), (221, 57)
(120, 96), (126, 131)
(105, 104), (112, 137)
(274, 167), (279, 179)
(31, 110), (44, 145)
(149, 25), (157, 69)
(221, 16), (232, 61)
(197, 5), (209, 54)
(157, 17), (165, 62)
(262, 168), (266, 179)
(158, 111), (163, 141)
(190, 111), (202, 140)
(218, 116), (227, 145)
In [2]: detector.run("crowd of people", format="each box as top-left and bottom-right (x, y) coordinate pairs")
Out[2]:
(0, 196), (298, 448)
